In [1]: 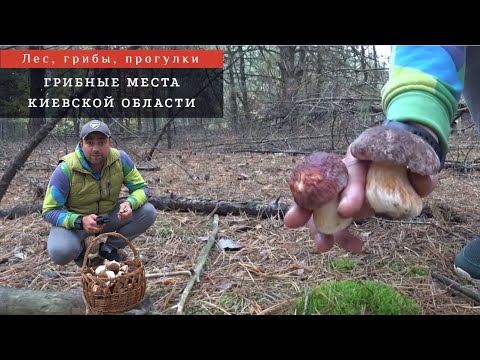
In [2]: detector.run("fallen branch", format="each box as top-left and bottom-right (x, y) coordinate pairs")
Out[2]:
(443, 160), (480, 172)
(176, 214), (219, 315)
(431, 271), (480, 305)
(136, 166), (161, 171)
(228, 149), (311, 155)
(146, 270), (193, 279)
(1, 195), (290, 219)
(0, 204), (42, 219)
(149, 195), (289, 218)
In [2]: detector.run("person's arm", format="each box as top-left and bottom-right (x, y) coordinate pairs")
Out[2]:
(42, 162), (81, 228)
(382, 45), (466, 156)
(119, 150), (150, 210)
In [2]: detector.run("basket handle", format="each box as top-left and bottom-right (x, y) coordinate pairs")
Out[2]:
(82, 231), (139, 270)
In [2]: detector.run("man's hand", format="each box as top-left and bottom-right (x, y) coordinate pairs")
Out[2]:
(284, 145), (438, 253)
(81, 214), (107, 234)
(117, 201), (132, 221)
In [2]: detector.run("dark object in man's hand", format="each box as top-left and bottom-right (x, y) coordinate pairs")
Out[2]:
(96, 215), (111, 225)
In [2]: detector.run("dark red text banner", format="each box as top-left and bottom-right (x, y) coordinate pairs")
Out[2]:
(0, 50), (224, 68)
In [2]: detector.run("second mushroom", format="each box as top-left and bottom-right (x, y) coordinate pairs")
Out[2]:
(290, 151), (352, 234)
(349, 125), (441, 220)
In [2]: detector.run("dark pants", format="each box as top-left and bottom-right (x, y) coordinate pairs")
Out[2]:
(464, 47), (480, 129)
(47, 201), (157, 265)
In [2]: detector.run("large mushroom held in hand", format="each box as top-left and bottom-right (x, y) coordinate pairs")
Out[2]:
(349, 125), (441, 219)
(289, 151), (352, 234)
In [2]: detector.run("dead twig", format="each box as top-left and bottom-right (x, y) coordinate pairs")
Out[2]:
(431, 271), (480, 305)
(176, 214), (219, 315)
(256, 299), (296, 315)
(430, 222), (469, 242)
(146, 270), (193, 279)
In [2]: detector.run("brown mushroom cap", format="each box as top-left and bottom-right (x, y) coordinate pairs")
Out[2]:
(290, 151), (348, 210)
(349, 126), (441, 175)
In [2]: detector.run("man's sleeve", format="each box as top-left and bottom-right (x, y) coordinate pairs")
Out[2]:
(120, 150), (150, 210)
(381, 45), (466, 155)
(42, 162), (79, 228)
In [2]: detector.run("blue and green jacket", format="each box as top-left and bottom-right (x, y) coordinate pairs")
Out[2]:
(382, 45), (466, 157)
(42, 144), (151, 229)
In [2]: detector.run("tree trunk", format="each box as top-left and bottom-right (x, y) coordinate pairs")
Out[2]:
(237, 46), (252, 126)
(150, 68), (157, 132)
(0, 286), (86, 315)
(226, 46), (239, 131)
(145, 118), (175, 161)
(0, 286), (153, 315)
(278, 46), (306, 99)
(316, 45), (324, 90)
(28, 68), (46, 136)
(27, 46), (46, 136)
(0, 196), (290, 219)
(360, 45), (368, 82)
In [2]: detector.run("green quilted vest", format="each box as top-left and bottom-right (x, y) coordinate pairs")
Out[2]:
(61, 148), (123, 215)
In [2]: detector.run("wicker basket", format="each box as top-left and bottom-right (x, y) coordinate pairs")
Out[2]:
(81, 232), (146, 315)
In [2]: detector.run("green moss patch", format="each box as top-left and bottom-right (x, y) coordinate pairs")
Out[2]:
(296, 280), (421, 315)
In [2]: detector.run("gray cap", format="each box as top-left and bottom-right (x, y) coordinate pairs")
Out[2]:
(349, 126), (441, 175)
(80, 120), (111, 139)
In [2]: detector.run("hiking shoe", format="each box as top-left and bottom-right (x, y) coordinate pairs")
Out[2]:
(74, 243), (86, 267)
(99, 247), (127, 262)
(74, 244), (104, 268)
(454, 237), (480, 280)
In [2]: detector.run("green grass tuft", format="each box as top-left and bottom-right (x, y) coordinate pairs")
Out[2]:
(326, 258), (356, 272)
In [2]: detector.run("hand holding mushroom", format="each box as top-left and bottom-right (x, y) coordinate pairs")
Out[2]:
(284, 121), (441, 253)
(348, 123), (441, 219)
(285, 151), (363, 253)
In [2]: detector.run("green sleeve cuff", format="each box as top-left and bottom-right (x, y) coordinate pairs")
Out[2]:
(126, 197), (137, 210)
(69, 214), (81, 229)
(385, 91), (451, 156)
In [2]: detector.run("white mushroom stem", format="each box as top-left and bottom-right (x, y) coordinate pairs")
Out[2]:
(312, 196), (352, 234)
(366, 162), (423, 219)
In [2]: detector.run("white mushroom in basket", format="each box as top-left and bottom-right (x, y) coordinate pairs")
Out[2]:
(95, 265), (107, 275)
(105, 260), (121, 274)
(94, 265), (116, 279)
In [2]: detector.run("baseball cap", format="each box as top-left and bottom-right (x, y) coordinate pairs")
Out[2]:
(80, 120), (111, 139)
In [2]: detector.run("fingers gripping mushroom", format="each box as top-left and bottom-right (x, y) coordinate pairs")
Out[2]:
(350, 125), (441, 219)
(290, 151), (352, 234)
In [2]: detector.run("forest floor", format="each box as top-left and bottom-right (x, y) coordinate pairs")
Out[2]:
(2, 137), (480, 315)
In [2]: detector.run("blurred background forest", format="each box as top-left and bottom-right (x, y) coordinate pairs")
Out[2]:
(0, 45), (391, 154)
